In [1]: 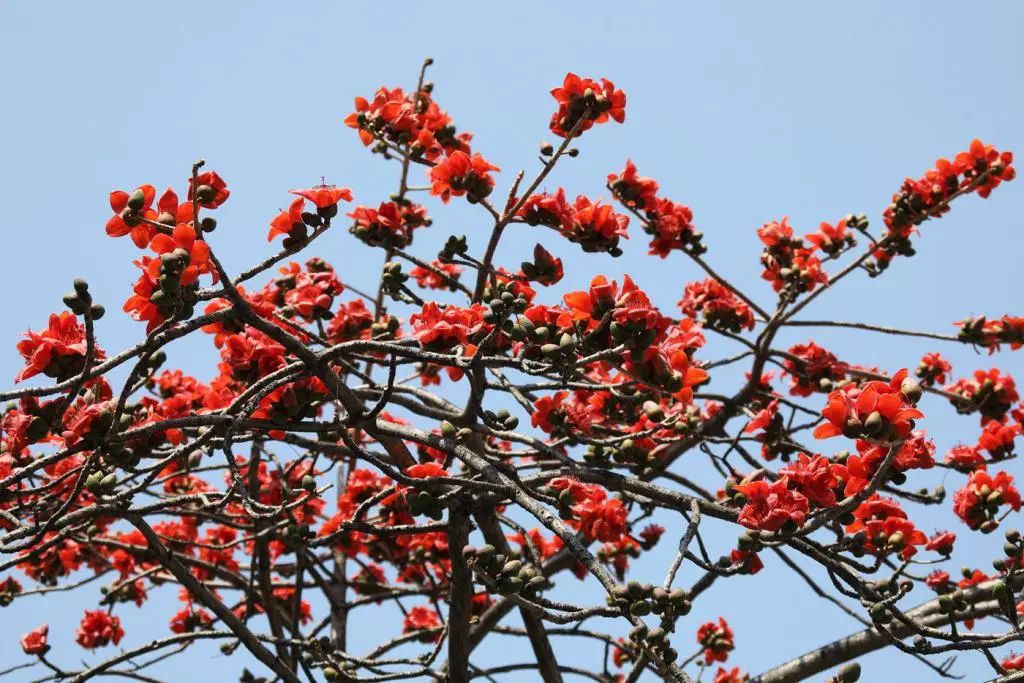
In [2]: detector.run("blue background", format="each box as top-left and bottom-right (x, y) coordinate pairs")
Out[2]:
(1, 1), (1022, 680)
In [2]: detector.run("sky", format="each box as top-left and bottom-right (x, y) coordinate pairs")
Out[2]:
(1, 1), (1023, 680)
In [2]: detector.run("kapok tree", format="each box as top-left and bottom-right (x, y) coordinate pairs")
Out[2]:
(2, 59), (1022, 683)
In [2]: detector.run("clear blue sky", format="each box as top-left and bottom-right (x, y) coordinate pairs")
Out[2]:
(1, 1), (1022, 680)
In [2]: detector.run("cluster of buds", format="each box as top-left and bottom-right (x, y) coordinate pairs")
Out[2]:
(369, 314), (402, 340)
(297, 635), (345, 680)
(482, 284), (530, 327)
(462, 544), (550, 596)
(1002, 528), (1023, 562)
(405, 484), (445, 520)
(379, 261), (411, 301)
(481, 408), (519, 432)
(63, 278), (105, 321)
(438, 234), (468, 263)
(508, 317), (577, 363)
(610, 580), (691, 622)
(935, 587), (974, 617)
(151, 249), (200, 322)
(83, 469), (118, 496)
(627, 620), (680, 666)
(584, 437), (657, 471)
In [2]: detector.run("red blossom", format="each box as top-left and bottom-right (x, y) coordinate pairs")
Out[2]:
(20, 624), (49, 655)
(697, 617), (735, 664)
(187, 170), (230, 209)
(75, 610), (124, 650)
(429, 151), (499, 204)
(549, 72), (626, 137)
(733, 478), (809, 532)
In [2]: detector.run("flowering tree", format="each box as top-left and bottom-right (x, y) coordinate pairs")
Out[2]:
(2, 58), (1022, 683)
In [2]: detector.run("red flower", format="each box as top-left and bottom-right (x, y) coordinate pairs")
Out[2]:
(953, 469), (1021, 531)
(945, 444), (986, 472)
(945, 368), (1019, 423)
(925, 530), (956, 555)
(188, 170), (230, 209)
(779, 453), (839, 507)
(1004, 653), (1024, 672)
(75, 610), (124, 650)
(549, 72), (626, 137)
(290, 184), (353, 209)
(783, 342), (848, 397)
(403, 605), (441, 642)
(106, 184), (157, 248)
(574, 494), (627, 543)
(16, 312), (104, 383)
(326, 299), (374, 343)
(429, 151), (499, 204)
(564, 195), (629, 253)
(679, 279), (755, 333)
(520, 244), (564, 286)
(977, 419), (1020, 458)
(814, 369), (923, 441)
(530, 391), (593, 435)
(410, 260), (462, 290)
(20, 624), (49, 655)
(268, 197), (306, 243)
(926, 570), (952, 592)
(169, 606), (214, 634)
(714, 667), (748, 683)
(149, 222), (214, 285)
(805, 217), (854, 255)
(697, 617), (735, 664)
(916, 352), (952, 386)
(730, 549), (763, 575)
(957, 314), (1024, 353)
(405, 462), (448, 479)
(564, 275), (619, 325)
(733, 478), (809, 532)
(410, 302), (489, 350)
(607, 160), (659, 210)
(645, 197), (701, 257)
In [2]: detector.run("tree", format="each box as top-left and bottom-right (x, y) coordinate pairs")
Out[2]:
(1, 58), (1021, 683)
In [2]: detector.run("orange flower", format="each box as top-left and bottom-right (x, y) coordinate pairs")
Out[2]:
(429, 151), (499, 203)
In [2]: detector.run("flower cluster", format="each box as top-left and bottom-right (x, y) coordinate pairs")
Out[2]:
(956, 315), (1024, 354)
(679, 278), (756, 333)
(344, 85), (472, 161)
(756, 217), (831, 295)
(549, 72), (626, 137)
(519, 189), (630, 255)
(814, 369), (923, 442)
(608, 160), (704, 257)
(873, 139), (1015, 272)
(953, 470), (1021, 532)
